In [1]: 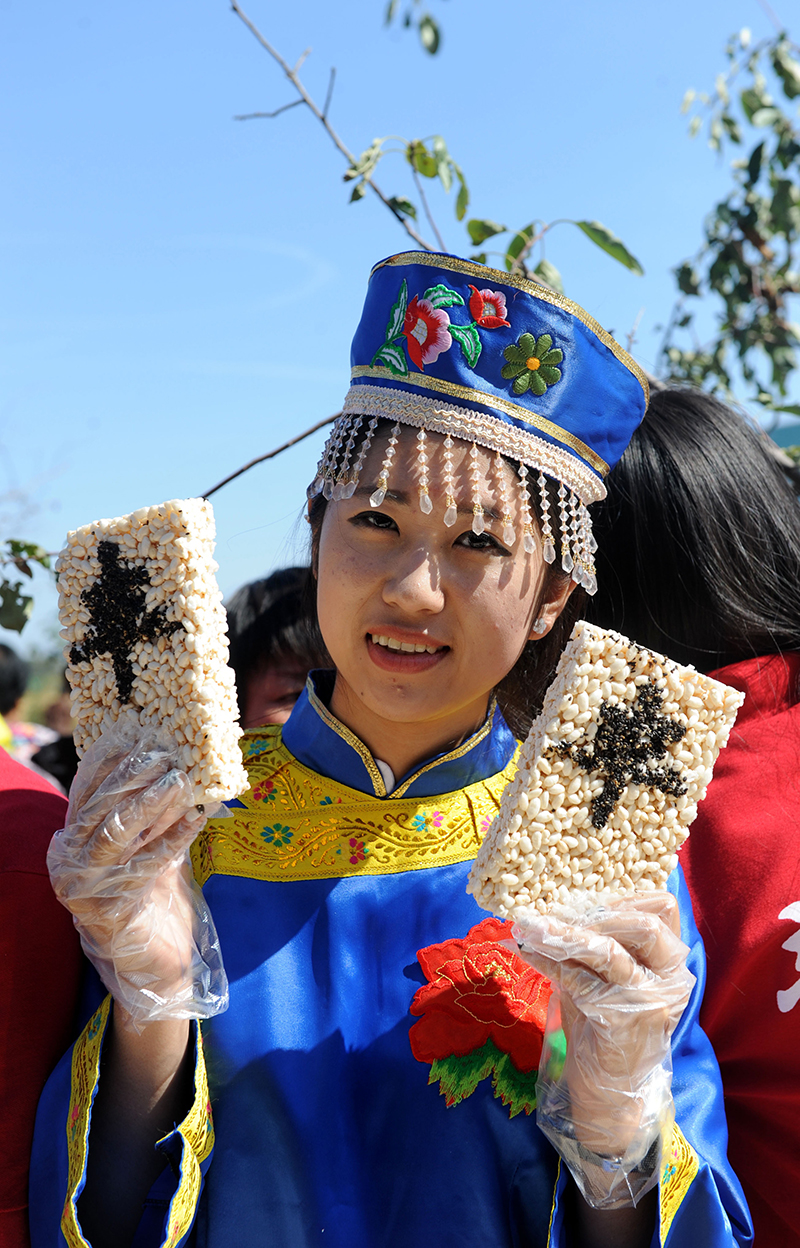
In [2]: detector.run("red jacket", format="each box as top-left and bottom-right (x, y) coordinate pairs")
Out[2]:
(0, 749), (81, 1248)
(680, 652), (800, 1246)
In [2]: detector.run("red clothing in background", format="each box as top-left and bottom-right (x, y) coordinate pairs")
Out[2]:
(680, 652), (800, 1246)
(0, 748), (81, 1248)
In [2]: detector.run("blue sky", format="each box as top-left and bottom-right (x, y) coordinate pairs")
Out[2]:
(1, 0), (794, 652)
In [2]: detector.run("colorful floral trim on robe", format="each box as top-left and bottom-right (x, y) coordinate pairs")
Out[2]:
(192, 727), (519, 885)
(61, 998), (213, 1248)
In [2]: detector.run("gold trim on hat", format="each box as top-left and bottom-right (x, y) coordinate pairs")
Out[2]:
(350, 365), (609, 477)
(343, 384), (607, 504)
(370, 251), (650, 406)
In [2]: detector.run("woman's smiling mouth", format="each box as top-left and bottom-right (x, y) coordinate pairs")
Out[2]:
(366, 632), (449, 672)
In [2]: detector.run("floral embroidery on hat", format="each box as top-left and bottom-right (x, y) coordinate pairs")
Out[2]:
(502, 333), (563, 397)
(468, 285), (510, 329)
(409, 916), (552, 1116)
(403, 295), (453, 370)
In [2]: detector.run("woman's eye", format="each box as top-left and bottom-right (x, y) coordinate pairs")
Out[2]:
(349, 510), (398, 532)
(456, 530), (511, 555)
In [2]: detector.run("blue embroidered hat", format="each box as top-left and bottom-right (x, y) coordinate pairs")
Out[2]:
(310, 251), (649, 594)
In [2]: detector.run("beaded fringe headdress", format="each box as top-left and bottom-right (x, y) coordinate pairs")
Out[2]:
(309, 253), (649, 596)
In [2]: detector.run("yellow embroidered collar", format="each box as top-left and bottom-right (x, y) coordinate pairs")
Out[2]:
(193, 727), (519, 885)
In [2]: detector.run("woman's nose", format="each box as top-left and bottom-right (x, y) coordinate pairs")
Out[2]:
(382, 549), (444, 613)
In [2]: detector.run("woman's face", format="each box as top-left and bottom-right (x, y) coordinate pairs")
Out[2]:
(315, 429), (572, 750)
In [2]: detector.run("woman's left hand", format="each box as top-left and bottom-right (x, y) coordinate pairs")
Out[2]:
(513, 891), (695, 1209)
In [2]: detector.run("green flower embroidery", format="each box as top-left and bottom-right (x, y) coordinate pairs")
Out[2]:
(501, 333), (563, 397)
(261, 823), (293, 847)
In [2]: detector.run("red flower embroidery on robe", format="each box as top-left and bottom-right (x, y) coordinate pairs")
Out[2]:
(410, 916), (551, 1074)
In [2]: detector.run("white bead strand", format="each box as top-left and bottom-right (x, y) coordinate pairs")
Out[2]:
(370, 422), (400, 508)
(417, 428), (433, 514)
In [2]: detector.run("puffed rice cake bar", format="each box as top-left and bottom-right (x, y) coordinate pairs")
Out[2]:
(57, 497), (248, 803)
(468, 620), (744, 918)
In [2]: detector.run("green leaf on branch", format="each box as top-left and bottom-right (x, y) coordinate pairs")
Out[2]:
(470, 253), (487, 265)
(375, 342), (408, 375)
(675, 262), (700, 296)
(467, 219), (506, 246)
(747, 140), (765, 183)
(505, 223), (536, 272)
(772, 43), (800, 99)
(343, 137), (385, 182)
(423, 283), (465, 309)
(4, 541), (51, 573)
(407, 140), (439, 179)
(534, 258), (564, 294)
(455, 177), (469, 222)
(419, 14), (440, 54)
(0, 581), (34, 633)
(350, 180), (367, 202)
(385, 277), (409, 342)
(575, 220), (644, 275)
(384, 0), (399, 24)
(387, 195), (417, 220)
(449, 322), (482, 367)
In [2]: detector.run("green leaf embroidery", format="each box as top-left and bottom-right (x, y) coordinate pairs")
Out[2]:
(449, 322), (482, 368)
(385, 278), (408, 343)
(423, 283), (465, 310)
(467, 218), (506, 246)
(491, 1050), (539, 1118)
(427, 1038), (537, 1116)
(427, 1040), (499, 1106)
(375, 342), (408, 376)
(574, 220), (644, 276)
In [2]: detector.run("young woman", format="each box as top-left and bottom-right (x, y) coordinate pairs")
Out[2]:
(586, 385), (800, 1246)
(33, 256), (751, 1248)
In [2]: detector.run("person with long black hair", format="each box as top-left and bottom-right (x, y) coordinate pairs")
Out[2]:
(587, 385), (800, 1247)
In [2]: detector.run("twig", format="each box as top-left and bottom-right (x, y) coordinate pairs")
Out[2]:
(202, 413), (339, 499)
(322, 67), (336, 121)
(626, 307), (645, 355)
(229, 1), (434, 250)
(293, 46), (311, 74)
(234, 99), (304, 121)
(756, 0), (784, 33)
(411, 164), (446, 252)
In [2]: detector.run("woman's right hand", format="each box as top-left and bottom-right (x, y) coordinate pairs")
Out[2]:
(47, 722), (228, 1028)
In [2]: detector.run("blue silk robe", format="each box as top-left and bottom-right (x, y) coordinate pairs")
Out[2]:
(31, 677), (752, 1247)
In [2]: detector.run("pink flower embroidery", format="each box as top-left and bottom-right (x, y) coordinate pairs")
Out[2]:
(403, 296), (453, 370)
(468, 285), (510, 329)
(431, 811), (444, 827)
(349, 837), (367, 864)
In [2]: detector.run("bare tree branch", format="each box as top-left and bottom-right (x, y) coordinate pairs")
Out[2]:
(229, 1), (434, 250)
(202, 413), (338, 499)
(411, 165), (446, 253)
(322, 67), (336, 121)
(234, 98), (304, 121)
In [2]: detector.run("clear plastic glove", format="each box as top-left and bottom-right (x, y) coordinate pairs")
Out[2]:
(47, 720), (228, 1030)
(513, 892), (694, 1209)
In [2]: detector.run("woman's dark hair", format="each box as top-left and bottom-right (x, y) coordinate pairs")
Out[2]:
(0, 643), (29, 716)
(586, 386), (800, 672)
(306, 422), (584, 739)
(225, 567), (328, 697)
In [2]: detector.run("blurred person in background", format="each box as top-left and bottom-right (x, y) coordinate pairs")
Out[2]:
(30, 673), (79, 795)
(0, 645), (60, 787)
(225, 566), (328, 728)
(586, 384), (800, 1247)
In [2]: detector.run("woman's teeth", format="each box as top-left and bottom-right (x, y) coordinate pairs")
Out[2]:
(371, 634), (441, 654)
